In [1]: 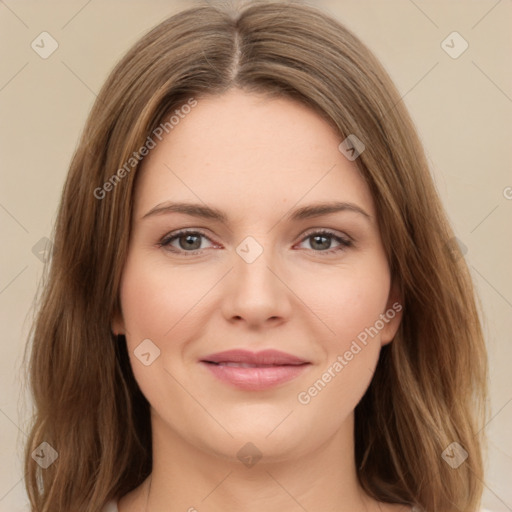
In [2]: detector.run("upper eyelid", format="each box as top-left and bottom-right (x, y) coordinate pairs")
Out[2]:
(160, 227), (352, 248)
(161, 228), (214, 243)
(298, 227), (352, 240)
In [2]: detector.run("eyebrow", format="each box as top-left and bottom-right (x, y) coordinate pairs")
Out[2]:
(142, 200), (371, 223)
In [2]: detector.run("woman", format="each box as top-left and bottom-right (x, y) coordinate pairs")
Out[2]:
(24, 2), (488, 511)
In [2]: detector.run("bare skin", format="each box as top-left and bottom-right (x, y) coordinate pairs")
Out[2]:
(114, 89), (408, 512)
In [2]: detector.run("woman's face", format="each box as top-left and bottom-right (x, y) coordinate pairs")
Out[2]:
(114, 89), (402, 463)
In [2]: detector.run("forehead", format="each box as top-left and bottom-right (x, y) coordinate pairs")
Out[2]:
(134, 89), (375, 220)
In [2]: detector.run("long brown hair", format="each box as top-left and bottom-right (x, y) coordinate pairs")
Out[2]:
(24, 2), (488, 510)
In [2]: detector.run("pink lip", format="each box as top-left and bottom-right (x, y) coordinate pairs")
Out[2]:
(200, 349), (310, 391)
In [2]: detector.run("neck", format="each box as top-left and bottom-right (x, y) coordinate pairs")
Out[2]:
(136, 410), (375, 512)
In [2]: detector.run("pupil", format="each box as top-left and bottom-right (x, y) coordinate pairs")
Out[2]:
(312, 235), (330, 250)
(176, 234), (332, 251)
(180, 234), (201, 250)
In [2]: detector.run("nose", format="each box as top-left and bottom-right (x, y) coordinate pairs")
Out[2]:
(220, 238), (292, 329)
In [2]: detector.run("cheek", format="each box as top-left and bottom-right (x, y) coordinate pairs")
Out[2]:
(291, 258), (390, 407)
(294, 271), (390, 421)
(295, 346), (377, 442)
(119, 253), (215, 343)
(118, 254), (206, 406)
(298, 264), (390, 420)
(290, 258), (391, 347)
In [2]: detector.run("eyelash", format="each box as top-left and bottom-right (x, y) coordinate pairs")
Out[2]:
(157, 228), (353, 256)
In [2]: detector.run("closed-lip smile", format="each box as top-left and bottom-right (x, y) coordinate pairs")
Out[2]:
(200, 349), (311, 390)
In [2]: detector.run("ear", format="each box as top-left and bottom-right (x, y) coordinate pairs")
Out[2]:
(380, 280), (403, 346)
(111, 308), (125, 336)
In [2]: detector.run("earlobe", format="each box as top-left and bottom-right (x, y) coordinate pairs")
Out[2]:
(111, 310), (125, 336)
(380, 282), (404, 346)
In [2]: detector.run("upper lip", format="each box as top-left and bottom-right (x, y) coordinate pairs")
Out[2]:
(201, 349), (309, 366)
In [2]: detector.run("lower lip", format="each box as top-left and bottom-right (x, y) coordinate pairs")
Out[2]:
(201, 362), (310, 391)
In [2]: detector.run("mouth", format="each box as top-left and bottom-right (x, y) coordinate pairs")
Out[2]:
(201, 348), (309, 366)
(200, 349), (311, 390)
(203, 361), (307, 368)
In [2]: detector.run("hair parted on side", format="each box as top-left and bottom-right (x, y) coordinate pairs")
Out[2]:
(23, 1), (488, 511)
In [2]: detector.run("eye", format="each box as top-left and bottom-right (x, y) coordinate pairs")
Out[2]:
(158, 228), (353, 256)
(296, 229), (353, 255)
(158, 229), (217, 254)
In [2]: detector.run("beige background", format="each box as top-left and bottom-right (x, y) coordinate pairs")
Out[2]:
(0, 1), (511, 510)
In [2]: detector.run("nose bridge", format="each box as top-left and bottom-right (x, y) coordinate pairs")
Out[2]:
(234, 234), (279, 294)
(223, 234), (291, 324)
